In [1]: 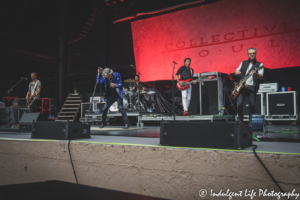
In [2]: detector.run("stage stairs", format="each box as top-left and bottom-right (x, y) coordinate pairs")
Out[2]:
(55, 94), (81, 122)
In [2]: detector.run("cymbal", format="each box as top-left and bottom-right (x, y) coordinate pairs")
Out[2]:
(124, 78), (135, 83)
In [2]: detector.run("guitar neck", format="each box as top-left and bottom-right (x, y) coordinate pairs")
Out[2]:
(186, 80), (199, 84)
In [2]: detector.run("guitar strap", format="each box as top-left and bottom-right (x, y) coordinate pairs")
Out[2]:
(245, 63), (258, 77)
(32, 81), (38, 95)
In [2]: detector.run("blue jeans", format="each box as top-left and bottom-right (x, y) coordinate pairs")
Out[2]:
(102, 95), (129, 124)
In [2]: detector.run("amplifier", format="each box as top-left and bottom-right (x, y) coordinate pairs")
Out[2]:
(81, 102), (94, 118)
(242, 93), (265, 121)
(200, 71), (221, 79)
(258, 83), (278, 92)
(17, 98), (28, 107)
(90, 96), (104, 102)
(266, 91), (298, 120)
(160, 121), (252, 149)
(200, 78), (223, 115)
(189, 76), (223, 115)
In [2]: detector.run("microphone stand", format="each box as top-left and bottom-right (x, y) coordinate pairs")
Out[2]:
(4, 78), (26, 126)
(130, 65), (143, 112)
(86, 72), (100, 124)
(130, 65), (143, 127)
(172, 62), (177, 121)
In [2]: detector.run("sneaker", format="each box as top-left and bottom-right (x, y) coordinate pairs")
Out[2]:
(100, 123), (107, 128)
(124, 123), (131, 129)
(183, 110), (188, 116)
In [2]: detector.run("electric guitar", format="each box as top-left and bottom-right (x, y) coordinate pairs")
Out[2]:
(177, 78), (200, 90)
(27, 96), (36, 107)
(231, 65), (264, 99)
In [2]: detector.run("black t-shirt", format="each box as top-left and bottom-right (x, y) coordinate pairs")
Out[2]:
(106, 81), (118, 98)
(176, 66), (194, 80)
(132, 81), (144, 92)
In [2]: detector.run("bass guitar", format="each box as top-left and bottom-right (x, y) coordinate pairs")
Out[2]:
(231, 65), (264, 99)
(177, 78), (200, 90)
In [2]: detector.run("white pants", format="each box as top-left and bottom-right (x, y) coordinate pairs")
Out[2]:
(181, 84), (192, 111)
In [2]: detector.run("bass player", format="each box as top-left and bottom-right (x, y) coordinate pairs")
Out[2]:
(175, 58), (197, 116)
(234, 48), (264, 122)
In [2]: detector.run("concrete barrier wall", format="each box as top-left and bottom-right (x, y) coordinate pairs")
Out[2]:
(0, 140), (299, 200)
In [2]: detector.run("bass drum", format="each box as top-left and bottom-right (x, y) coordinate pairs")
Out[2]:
(109, 98), (129, 112)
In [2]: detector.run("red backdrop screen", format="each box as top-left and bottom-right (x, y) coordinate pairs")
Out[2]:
(131, 0), (300, 82)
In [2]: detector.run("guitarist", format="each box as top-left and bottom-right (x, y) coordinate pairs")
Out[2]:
(26, 72), (41, 112)
(234, 48), (264, 121)
(176, 58), (197, 116)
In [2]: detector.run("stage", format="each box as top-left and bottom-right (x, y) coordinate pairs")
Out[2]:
(0, 124), (300, 199)
(0, 125), (300, 154)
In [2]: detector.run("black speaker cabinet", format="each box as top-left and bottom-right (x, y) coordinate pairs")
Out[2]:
(19, 112), (47, 126)
(189, 75), (223, 115)
(160, 121), (252, 149)
(266, 91), (298, 120)
(31, 121), (91, 140)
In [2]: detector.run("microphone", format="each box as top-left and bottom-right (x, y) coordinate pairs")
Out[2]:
(98, 67), (102, 76)
(173, 61), (177, 64)
(21, 77), (28, 80)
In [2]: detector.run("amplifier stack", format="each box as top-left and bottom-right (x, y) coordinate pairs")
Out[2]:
(241, 91), (298, 121)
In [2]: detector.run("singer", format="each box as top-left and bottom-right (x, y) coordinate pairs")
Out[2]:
(175, 58), (197, 116)
(96, 67), (130, 129)
(26, 72), (41, 112)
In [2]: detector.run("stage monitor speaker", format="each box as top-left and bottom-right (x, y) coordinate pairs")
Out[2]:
(160, 121), (252, 149)
(243, 93), (263, 116)
(18, 107), (30, 122)
(266, 91), (298, 116)
(31, 121), (90, 140)
(19, 112), (46, 126)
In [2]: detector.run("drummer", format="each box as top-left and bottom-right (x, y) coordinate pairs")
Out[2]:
(130, 75), (146, 92)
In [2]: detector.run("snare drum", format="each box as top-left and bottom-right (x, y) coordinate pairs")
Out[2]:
(140, 91), (147, 95)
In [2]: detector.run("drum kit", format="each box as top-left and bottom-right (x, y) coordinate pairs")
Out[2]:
(109, 78), (156, 112)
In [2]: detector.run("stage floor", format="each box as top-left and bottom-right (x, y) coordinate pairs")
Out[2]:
(0, 125), (299, 155)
